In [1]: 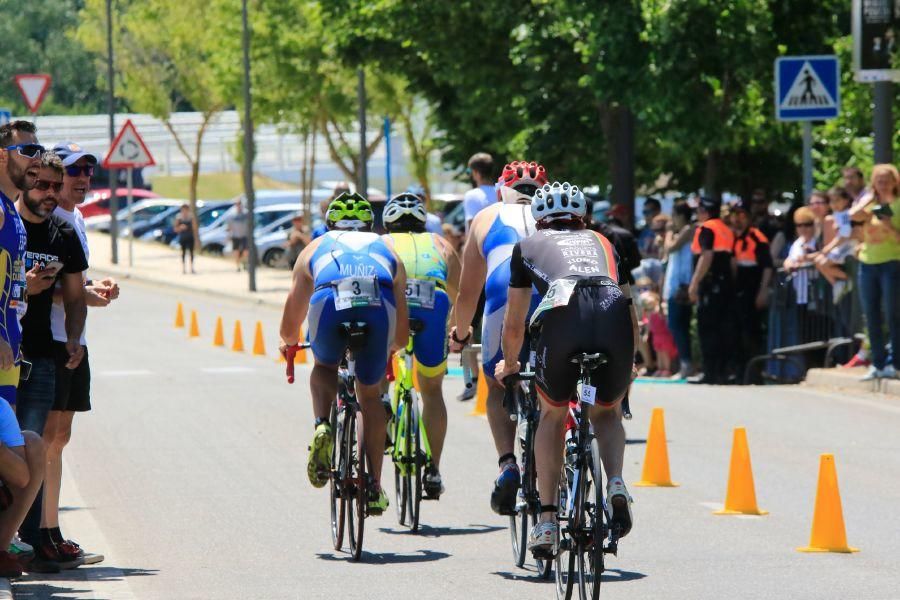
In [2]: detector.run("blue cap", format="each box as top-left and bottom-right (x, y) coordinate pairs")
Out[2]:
(52, 142), (98, 166)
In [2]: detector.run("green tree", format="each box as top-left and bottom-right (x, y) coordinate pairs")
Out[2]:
(76, 0), (230, 216)
(0, 0), (105, 114)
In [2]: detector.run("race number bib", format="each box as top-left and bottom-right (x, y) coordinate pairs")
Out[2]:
(333, 277), (382, 311)
(405, 278), (436, 309)
(529, 278), (578, 327)
(581, 384), (597, 406)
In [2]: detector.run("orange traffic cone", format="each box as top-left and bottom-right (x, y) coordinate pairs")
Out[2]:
(297, 326), (308, 364)
(188, 310), (200, 338)
(213, 317), (225, 347)
(469, 367), (489, 417)
(714, 427), (768, 515)
(175, 303), (185, 328)
(253, 321), (266, 356)
(232, 321), (245, 352)
(634, 407), (678, 487)
(797, 454), (859, 553)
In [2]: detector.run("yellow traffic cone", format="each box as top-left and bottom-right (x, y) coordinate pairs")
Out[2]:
(634, 407), (679, 487)
(297, 326), (308, 364)
(232, 321), (245, 352)
(469, 367), (488, 417)
(714, 427), (768, 515)
(798, 454), (859, 553)
(188, 310), (200, 338)
(253, 321), (266, 356)
(213, 317), (225, 347)
(174, 302), (185, 328)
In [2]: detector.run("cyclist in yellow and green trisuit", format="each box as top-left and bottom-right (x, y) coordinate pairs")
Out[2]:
(381, 192), (460, 498)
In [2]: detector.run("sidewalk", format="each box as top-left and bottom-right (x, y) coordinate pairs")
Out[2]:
(87, 232), (292, 308)
(804, 366), (900, 397)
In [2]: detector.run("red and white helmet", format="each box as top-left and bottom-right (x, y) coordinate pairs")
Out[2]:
(496, 161), (548, 204)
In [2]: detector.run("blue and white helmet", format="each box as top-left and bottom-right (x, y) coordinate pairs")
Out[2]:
(383, 192), (427, 227)
(531, 182), (586, 223)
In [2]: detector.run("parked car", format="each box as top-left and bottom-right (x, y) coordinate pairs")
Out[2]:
(84, 199), (183, 234)
(224, 213), (299, 265)
(194, 203), (302, 255)
(80, 188), (161, 218)
(143, 201), (234, 244)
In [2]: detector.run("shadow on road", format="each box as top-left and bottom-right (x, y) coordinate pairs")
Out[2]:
(378, 523), (504, 538)
(316, 550), (450, 564)
(602, 568), (647, 582)
(13, 567), (159, 599)
(492, 570), (554, 583)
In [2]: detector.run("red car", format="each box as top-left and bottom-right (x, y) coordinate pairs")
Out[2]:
(80, 188), (161, 218)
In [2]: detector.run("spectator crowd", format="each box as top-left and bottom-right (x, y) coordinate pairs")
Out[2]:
(0, 120), (119, 578)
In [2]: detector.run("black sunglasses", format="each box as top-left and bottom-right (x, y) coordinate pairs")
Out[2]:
(5, 144), (44, 159)
(65, 165), (94, 177)
(34, 179), (63, 193)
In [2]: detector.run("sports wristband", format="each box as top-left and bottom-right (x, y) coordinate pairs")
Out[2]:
(451, 328), (471, 345)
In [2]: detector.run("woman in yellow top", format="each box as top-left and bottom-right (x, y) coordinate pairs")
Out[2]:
(850, 164), (900, 380)
(381, 193), (460, 498)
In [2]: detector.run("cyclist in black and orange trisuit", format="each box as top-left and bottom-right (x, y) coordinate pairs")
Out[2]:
(495, 182), (637, 557)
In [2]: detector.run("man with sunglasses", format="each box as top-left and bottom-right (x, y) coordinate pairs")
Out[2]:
(15, 151), (88, 571)
(39, 142), (118, 567)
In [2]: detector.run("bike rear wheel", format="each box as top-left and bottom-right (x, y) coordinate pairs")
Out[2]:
(346, 409), (366, 561)
(329, 403), (345, 551)
(576, 439), (604, 600)
(555, 465), (576, 600)
(510, 395), (528, 567)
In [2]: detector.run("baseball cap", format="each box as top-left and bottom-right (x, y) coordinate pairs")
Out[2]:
(730, 197), (751, 213)
(52, 142), (98, 166)
(698, 196), (721, 212)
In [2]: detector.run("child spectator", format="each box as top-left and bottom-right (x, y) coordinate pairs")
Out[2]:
(640, 290), (678, 377)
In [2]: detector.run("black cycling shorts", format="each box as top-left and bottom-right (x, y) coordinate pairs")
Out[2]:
(533, 280), (633, 407)
(53, 343), (91, 412)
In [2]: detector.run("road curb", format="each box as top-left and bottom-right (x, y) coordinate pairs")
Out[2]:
(804, 367), (900, 397)
(89, 263), (285, 310)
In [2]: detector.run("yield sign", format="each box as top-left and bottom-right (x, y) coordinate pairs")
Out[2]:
(103, 119), (156, 169)
(14, 74), (52, 114)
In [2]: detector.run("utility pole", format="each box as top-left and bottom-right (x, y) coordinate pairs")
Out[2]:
(356, 68), (368, 197)
(242, 0), (257, 291)
(106, 0), (119, 264)
(873, 82), (893, 163)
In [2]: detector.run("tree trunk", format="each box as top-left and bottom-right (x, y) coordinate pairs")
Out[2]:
(308, 120), (318, 218)
(601, 104), (636, 230)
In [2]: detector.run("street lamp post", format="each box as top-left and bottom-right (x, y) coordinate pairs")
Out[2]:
(357, 68), (368, 197)
(106, 0), (119, 264)
(242, 0), (257, 291)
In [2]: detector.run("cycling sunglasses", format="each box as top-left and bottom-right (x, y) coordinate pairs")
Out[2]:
(65, 165), (94, 177)
(5, 144), (44, 159)
(34, 179), (63, 193)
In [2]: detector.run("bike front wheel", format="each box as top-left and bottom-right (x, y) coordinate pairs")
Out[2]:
(329, 403), (345, 551)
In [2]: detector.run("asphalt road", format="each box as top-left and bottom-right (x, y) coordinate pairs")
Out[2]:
(11, 281), (900, 599)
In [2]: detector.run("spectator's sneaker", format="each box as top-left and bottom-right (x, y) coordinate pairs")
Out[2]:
(59, 539), (103, 565)
(527, 521), (558, 558)
(307, 422), (333, 488)
(607, 477), (634, 538)
(842, 353), (871, 368)
(457, 382), (476, 402)
(423, 465), (444, 499)
(0, 550), (23, 578)
(860, 366), (882, 381)
(34, 539), (82, 570)
(490, 462), (520, 515)
(9, 535), (34, 563)
(367, 487), (390, 516)
(881, 365), (898, 379)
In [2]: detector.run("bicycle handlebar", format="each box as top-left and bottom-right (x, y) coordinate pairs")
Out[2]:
(502, 372), (535, 421)
(285, 343), (312, 384)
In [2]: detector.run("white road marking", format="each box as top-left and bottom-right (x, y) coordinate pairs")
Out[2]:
(700, 501), (724, 511)
(96, 369), (154, 377)
(200, 366), (258, 374)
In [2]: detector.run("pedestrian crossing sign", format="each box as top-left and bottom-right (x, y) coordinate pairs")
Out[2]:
(775, 55), (840, 121)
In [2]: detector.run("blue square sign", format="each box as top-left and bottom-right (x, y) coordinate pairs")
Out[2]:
(775, 55), (840, 121)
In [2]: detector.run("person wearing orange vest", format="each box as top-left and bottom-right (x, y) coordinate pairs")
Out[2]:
(730, 198), (774, 381)
(688, 197), (735, 384)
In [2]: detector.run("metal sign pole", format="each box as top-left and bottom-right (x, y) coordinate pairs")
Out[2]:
(127, 167), (134, 267)
(384, 116), (391, 198)
(802, 122), (813, 202)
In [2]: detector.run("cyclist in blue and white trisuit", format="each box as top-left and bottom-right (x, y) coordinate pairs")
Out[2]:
(449, 161), (547, 515)
(280, 193), (409, 514)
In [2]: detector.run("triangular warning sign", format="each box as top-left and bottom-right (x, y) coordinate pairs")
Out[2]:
(14, 74), (52, 114)
(103, 119), (156, 169)
(779, 62), (837, 110)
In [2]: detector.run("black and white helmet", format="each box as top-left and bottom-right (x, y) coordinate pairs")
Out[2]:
(531, 182), (586, 223)
(383, 193), (427, 228)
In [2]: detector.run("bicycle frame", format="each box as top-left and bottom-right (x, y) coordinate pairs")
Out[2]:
(391, 334), (433, 472)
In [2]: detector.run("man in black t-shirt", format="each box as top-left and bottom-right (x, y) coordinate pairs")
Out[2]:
(14, 152), (86, 568)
